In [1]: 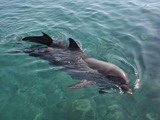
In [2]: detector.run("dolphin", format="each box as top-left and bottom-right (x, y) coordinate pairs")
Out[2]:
(17, 32), (132, 94)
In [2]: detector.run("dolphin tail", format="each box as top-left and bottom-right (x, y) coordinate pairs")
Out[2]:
(68, 80), (96, 88)
(21, 32), (52, 46)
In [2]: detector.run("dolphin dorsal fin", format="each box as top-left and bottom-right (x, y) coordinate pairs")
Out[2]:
(68, 38), (81, 50)
(42, 32), (52, 41)
(41, 32), (53, 46)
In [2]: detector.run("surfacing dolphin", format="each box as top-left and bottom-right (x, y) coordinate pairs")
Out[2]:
(17, 32), (132, 94)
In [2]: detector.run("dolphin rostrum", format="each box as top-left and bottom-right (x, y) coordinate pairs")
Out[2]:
(17, 32), (132, 94)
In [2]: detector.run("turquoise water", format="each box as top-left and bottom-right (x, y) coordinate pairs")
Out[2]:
(0, 0), (160, 120)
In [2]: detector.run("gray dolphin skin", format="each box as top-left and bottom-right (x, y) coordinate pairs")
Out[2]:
(18, 32), (132, 95)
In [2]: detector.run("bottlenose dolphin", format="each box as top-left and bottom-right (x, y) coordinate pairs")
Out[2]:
(17, 32), (132, 94)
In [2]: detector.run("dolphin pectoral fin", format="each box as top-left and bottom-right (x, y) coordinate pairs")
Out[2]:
(98, 86), (112, 94)
(98, 85), (120, 94)
(99, 88), (108, 94)
(68, 80), (96, 88)
(99, 88), (116, 94)
(22, 32), (52, 46)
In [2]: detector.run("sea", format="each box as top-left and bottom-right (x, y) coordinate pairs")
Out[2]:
(0, 0), (160, 120)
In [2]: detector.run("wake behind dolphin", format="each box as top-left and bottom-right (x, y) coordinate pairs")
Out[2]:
(16, 32), (132, 94)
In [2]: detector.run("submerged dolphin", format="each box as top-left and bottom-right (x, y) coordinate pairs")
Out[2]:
(17, 32), (132, 94)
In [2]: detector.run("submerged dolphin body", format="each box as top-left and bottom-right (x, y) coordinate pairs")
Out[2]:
(18, 32), (132, 94)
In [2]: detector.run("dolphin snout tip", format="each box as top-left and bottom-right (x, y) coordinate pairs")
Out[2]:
(120, 84), (133, 95)
(127, 90), (133, 95)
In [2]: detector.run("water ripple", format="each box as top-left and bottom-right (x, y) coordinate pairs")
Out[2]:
(1, 0), (160, 120)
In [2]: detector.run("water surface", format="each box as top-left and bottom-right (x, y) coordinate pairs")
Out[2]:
(0, 0), (160, 120)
